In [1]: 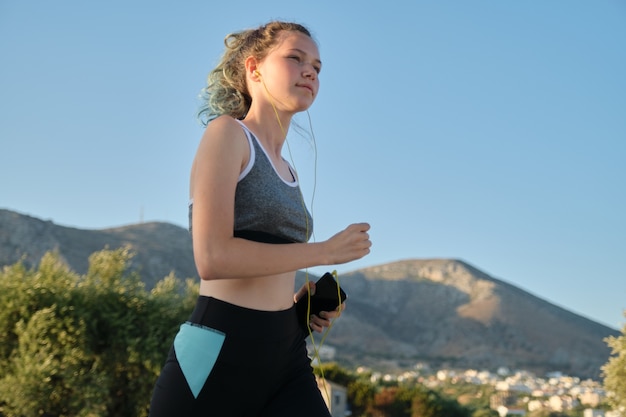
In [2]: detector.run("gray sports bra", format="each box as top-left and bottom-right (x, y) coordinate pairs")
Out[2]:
(189, 120), (313, 244)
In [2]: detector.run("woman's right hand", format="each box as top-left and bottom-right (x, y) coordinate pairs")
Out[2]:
(324, 222), (372, 265)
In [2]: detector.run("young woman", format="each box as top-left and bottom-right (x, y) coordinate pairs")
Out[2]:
(149, 21), (371, 417)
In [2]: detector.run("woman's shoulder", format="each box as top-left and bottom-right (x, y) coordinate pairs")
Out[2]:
(199, 116), (248, 146)
(195, 115), (250, 165)
(204, 115), (244, 135)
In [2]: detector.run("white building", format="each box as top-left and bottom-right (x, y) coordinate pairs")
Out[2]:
(583, 409), (604, 417)
(497, 406), (526, 417)
(317, 377), (348, 417)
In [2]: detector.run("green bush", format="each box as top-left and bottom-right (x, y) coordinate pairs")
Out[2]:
(602, 311), (626, 415)
(0, 248), (198, 417)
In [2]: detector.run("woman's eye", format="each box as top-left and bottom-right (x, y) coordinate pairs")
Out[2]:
(288, 55), (301, 62)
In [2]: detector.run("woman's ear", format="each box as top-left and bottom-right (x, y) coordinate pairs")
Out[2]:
(245, 56), (261, 81)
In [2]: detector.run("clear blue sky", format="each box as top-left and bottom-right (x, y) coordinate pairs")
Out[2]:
(1, 1), (624, 329)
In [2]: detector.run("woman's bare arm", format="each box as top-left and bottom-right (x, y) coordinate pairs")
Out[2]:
(190, 116), (370, 281)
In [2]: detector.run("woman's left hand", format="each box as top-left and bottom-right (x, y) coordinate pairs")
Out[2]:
(294, 282), (346, 333)
(309, 304), (345, 333)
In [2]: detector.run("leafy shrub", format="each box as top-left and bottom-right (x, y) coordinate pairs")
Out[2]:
(0, 248), (198, 417)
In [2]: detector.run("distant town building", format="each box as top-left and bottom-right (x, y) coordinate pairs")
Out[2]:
(490, 391), (519, 410)
(317, 376), (348, 417)
(549, 394), (579, 412)
(496, 406), (526, 417)
(579, 390), (602, 407)
(308, 344), (336, 364)
(527, 399), (544, 412)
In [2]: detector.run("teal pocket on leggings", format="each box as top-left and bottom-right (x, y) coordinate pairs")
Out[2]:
(174, 322), (225, 398)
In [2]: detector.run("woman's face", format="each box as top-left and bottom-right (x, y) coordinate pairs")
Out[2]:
(254, 31), (321, 113)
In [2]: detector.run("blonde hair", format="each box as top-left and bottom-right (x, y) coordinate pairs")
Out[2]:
(198, 21), (314, 125)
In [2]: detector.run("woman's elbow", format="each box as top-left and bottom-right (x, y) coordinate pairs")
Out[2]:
(194, 248), (228, 280)
(195, 258), (219, 281)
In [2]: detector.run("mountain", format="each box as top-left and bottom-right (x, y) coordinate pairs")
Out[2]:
(299, 261), (617, 378)
(0, 208), (618, 378)
(0, 208), (197, 290)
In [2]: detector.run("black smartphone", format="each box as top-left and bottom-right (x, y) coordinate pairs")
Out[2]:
(296, 272), (347, 332)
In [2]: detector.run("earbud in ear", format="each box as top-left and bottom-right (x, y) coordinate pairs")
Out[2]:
(254, 70), (261, 77)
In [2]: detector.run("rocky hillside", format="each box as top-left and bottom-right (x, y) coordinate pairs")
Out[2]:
(299, 261), (617, 378)
(0, 209), (197, 290)
(0, 208), (618, 378)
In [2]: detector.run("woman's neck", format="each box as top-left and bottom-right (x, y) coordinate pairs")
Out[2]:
(243, 107), (292, 157)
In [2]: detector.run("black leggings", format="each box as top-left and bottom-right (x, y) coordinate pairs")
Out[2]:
(148, 296), (331, 417)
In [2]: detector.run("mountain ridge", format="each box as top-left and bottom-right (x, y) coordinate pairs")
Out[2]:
(0, 208), (617, 378)
(314, 259), (616, 378)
